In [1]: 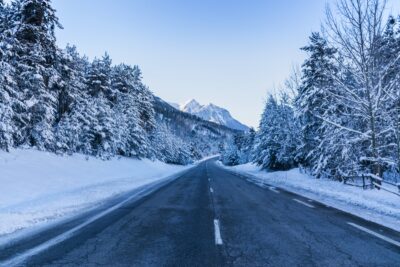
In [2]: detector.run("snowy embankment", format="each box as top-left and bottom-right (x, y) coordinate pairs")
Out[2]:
(0, 149), (192, 237)
(221, 163), (400, 232)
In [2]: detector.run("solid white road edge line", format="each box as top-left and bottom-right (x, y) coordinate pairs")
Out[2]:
(214, 219), (223, 245)
(347, 222), (400, 248)
(268, 186), (280, 193)
(293, 198), (315, 208)
(1, 186), (151, 267)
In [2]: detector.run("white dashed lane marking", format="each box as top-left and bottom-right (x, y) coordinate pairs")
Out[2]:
(214, 219), (223, 245)
(347, 222), (400, 248)
(268, 186), (280, 193)
(293, 198), (315, 208)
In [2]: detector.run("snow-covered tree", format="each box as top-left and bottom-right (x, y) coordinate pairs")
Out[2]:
(111, 64), (147, 157)
(11, 0), (63, 150)
(320, 0), (397, 179)
(54, 96), (94, 155)
(253, 95), (280, 170)
(56, 45), (88, 121)
(376, 16), (400, 176)
(220, 129), (255, 166)
(87, 53), (113, 101)
(0, 1), (19, 150)
(54, 46), (91, 153)
(295, 32), (337, 169)
(253, 94), (300, 170)
(84, 53), (117, 157)
(220, 143), (240, 166)
(151, 122), (192, 165)
(132, 66), (155, 134)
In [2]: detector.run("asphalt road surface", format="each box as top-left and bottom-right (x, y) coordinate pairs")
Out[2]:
(1, 159), (400, 266)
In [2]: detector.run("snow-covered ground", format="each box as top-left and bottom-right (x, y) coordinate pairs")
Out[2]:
(221, 162), (400, 232)
(0, 149), (192, 237)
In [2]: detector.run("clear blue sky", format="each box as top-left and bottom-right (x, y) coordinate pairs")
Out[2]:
(51, 0), (400, 128)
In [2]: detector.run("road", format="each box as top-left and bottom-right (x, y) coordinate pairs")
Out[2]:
(1, 159), (400, 266)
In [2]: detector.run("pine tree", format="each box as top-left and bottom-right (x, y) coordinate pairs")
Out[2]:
(151, 122), (192, 165)
(84, 53), (117, 157)
(11, 0), (63, 150)
(221, 142), (239, 166)
(295, 32), (337, 169)
(0, 0), (18, 150)
(221, 129), (256, 166)
(56, 45), (88, 121)
(376, 16), (400, 176)
(87, 53), (114, 102)
(131, 65), (155, 156)
(54, 45), (90, 153)
(132, 66), (155, 133)
(253, 94), (299, 170)
(111, 64), (146, 157)
(277, 94), (301, 167)
(253, 95), (282, 170)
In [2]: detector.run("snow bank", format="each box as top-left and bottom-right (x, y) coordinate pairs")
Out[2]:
(0, 149), (191, 237)
(222, 163), (400, 232)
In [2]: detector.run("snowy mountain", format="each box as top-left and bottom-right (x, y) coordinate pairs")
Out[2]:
(153, 97), (238, 159)
(173, 99), (249, 131)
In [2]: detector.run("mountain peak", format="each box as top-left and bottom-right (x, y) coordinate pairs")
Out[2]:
(184, 99), (200, 106)
(176, 99), (249, 131)
(180, 99), (202, 113)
